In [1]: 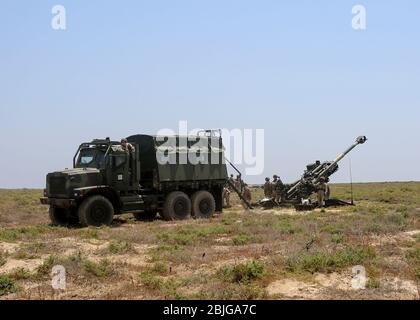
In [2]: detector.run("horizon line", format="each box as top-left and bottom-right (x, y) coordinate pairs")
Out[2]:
(1, 180), (420, 190)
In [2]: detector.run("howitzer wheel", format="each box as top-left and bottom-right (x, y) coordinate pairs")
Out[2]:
(78, 195), (114, 227)
(162, 191), (191, 221)
(191, 191), (215, 219)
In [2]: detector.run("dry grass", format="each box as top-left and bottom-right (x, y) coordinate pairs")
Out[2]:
(0, 182), (419, 300)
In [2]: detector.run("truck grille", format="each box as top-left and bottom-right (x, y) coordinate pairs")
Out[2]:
(48, 176), (67, 196)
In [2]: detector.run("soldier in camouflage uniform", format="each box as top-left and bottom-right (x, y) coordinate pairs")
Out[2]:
(222, 186), (231, 208)
(272, 175), (284, 204)
(325, 182), (331, 202)
(235, 175), (243, 192)
(121, 138), (135, 153)
(263, 177), (273, 198)
(242, 184), (252, 209)
(316, 176), (328, 207)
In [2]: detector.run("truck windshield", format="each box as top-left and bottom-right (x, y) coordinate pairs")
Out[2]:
(75, 147), (106, 168)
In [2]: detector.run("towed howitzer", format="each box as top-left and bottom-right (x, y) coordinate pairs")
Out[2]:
(284, 136), (367, 202)
(260, 136), (367, 209)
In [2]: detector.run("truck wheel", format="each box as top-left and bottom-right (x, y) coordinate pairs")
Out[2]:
(162, 191), (191, 221)
(49, 207), (70, 226)
(78, 195), (114, 227)
(133, 210), (157, 221)
(191, 191), (216, 219)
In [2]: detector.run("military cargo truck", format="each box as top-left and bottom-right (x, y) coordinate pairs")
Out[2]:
(40, 131), (228, 226)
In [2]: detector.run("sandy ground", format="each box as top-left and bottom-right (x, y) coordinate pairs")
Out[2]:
(1, 186), (419, 300)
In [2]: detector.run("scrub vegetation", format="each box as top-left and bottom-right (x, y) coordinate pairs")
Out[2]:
(0, 182), (419, 299)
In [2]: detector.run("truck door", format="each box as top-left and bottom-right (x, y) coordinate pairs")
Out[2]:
(111, 153), (129, 192)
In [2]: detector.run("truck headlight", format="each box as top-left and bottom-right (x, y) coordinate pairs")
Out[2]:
(74, 190), (85, 198)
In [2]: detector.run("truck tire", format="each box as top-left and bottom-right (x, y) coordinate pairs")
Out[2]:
(78, 195), (114, 227)
(191, 191), (216, 219)
(162, 191), (191, 221)
(133, 210), (157, 221)
(49, 207), (70, 226)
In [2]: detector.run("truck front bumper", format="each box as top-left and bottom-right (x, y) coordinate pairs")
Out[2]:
(40, 197), (77, 208)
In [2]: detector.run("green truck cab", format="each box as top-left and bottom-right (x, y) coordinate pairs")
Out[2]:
(40, 132), (228, 227)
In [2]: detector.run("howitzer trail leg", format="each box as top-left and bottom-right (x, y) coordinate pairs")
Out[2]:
(227, 180), (253, 210)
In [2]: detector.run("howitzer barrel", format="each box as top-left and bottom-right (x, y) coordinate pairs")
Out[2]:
(332, 136), (367, 165)
(315, 136), (367, 182)
(286, 136), (367, 198)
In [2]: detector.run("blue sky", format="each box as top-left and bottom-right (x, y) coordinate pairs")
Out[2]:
(0, 0), (419, 188)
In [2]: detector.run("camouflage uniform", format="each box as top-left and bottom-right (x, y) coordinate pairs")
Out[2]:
(242, 185), (252, 209)
(228, 175), (235, 190)
(121, 139), (135, 153)
(272, 175), (284, 203)
(263, 178), (273, 198)
(317, 178), (327, 207)
(235, 175), (241, 191)
(243, 187), (252, 202)
(122, 143), (135, 153)
(325, 183), (331, 201)
(222, 187), (231, 208)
